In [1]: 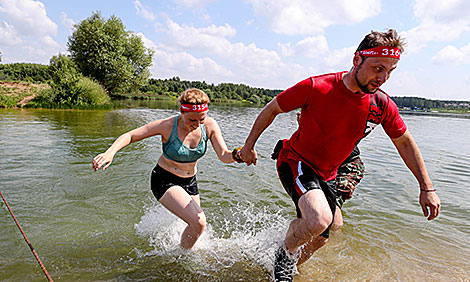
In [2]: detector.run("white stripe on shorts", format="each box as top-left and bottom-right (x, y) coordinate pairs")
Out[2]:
(295, 161), (307, 194)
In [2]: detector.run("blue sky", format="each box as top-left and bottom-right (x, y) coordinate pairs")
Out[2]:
(1, 0), (470, 101)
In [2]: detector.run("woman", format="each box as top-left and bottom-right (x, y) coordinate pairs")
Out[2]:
(92, 88), (242, 249)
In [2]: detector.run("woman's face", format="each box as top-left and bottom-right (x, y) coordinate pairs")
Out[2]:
(181, 111), (207, 131)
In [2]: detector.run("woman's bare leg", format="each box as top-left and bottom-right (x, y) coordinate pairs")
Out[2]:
(159, 186), (206, 249)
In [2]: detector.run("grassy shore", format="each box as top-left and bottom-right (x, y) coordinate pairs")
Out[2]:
(111, 92), (255, 104)
(2, 80), (468, 112)
(110, 92), (176, 100)
(0, 81), (255, 109)
(0, 81), (49, 108)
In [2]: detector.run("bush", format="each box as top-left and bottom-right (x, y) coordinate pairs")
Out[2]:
(28, 80), (111, 109)
(247, 94), (261, 104)
(27, 88), (56, 108)
(28, 55), (111, 108)
(0, 93), (17, 107)
(34, 54), (110, 108)
(75, 77), (110, 106)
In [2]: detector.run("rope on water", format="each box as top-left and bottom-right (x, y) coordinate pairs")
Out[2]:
(0, 189), (54, 282)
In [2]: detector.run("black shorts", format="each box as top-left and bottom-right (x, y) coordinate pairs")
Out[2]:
(277, 158), (337, 238)
(150, 164), (198, 200)
(273, 140), (364, 238)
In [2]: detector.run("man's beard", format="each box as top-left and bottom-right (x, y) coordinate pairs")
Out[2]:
(354, 68), (377, 94)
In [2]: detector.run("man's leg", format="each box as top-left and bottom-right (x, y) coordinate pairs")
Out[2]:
(274, 157), (337, 281)
(274, 189), (333, 282)
(284, 189), (333, 253)
(294, 150), (364, 265)
(296, 206), (343, 265)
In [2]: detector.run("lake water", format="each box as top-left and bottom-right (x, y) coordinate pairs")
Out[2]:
(1, 102), (469, 281)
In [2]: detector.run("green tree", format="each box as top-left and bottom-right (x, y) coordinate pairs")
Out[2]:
(67, 11), (154, 93)
(49, 54), (83, 105)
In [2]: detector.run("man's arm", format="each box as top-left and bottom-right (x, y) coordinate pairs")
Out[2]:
(240, 98), (284, 165)
(391, 130), (441, 220)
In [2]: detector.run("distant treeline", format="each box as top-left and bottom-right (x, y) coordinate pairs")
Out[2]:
(139, 77), (282, 104)
(1, 62), (468, 108)
(391, 96), (469, 110)
(0, 63), (51, 83)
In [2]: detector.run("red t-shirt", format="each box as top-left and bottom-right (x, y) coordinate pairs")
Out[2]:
(276, 71), (407, 181)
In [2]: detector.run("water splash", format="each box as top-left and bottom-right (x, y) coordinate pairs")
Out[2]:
(134, 200), (291, 275)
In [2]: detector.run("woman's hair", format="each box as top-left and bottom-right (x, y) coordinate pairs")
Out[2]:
(356, 29), (406, 53)
(178, 88), (210, 105)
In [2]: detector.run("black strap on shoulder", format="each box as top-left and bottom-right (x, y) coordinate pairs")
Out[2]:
(371, 91), (387, 120)
(373, 90), (387, 119)
(363, 90), (388, 136)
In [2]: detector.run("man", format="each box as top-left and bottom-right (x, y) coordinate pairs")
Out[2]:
(239, 29), (441, 281)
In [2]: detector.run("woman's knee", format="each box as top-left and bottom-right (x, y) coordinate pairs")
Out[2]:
(189, 212), (207, 234)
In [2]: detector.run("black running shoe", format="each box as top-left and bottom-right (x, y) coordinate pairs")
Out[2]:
(273, 245), (298, 282)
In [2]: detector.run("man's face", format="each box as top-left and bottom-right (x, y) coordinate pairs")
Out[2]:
(353, 55), (399, 94)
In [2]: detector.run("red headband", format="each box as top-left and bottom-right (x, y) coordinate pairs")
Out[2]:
(180, 103), (208, 112)
(359, 46), (401, 59)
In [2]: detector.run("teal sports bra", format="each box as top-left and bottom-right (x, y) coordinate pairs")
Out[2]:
(162, 115), (208, 163)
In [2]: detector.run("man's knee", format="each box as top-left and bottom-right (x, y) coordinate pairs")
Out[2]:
(296, 211), (332, 239)
(299, 191), (333, 236)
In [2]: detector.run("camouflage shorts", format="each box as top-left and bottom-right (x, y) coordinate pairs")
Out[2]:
(330, 157), (365, 208)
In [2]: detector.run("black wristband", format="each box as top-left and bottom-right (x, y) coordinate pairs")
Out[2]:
(420, 189), (436, 192)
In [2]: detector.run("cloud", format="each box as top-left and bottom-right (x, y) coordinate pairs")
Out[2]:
(137, 32), (233, 82)
(0, 0), (57, 37)
(323, 46), (356, 70)
(171, 0), (215, 7)
(245, 0), (381, 35)
(278, 36), (355, 72)
(0, 20), (22, 46)
(40, 35), (62, 49)
(134, 0), (157, 21)
(137, 32), (158, 50)
(402, 0), (470, 53)
(0, 0), (63, 63)
(154, 49), (234, 82)
(163, 20), (284, 77)
(165, 20), (236, 53)
(432, 44), (470, 65)
(278, 36), (329, 59)
(384, 71), (424, 97)
(61, 12), (76, 33)
(141, 22), (312, 89)
(413, 0), (470, 23)
(465, 74), (470, 85)
(384, 69), (470, 100)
